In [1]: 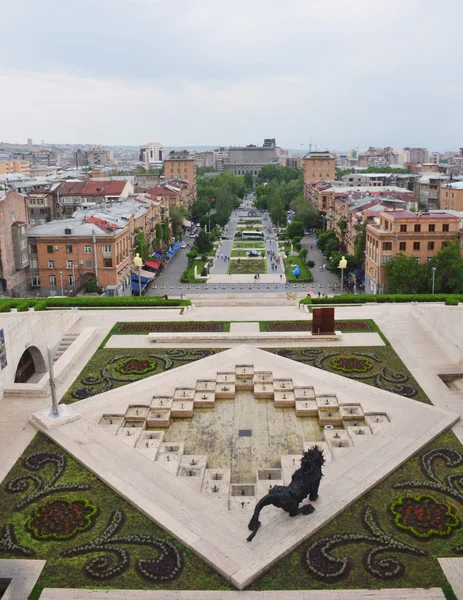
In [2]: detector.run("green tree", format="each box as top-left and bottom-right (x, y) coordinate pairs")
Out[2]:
(353, 220), (367, 268)
(162, 221), (171, 246)
(299, 247), (308, 263)
(170, 205), (188, 235)
(154, 223), (164, 251)
(135, 229), (149, 260)
(286, 221), (305, 240)
(429, 241), (463, 293)
(195, 229), (213, 255)
(383, 253), (425, 293)
(244, 171), (254, 192)
(317, 230), (340, 257)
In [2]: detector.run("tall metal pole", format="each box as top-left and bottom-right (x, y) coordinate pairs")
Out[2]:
(59, 271), (64, 296)
(432, 267), (436, 294)
(341, 268), (344, 294)
(47, 345), (59, 417)
(138, 266), (141, 297)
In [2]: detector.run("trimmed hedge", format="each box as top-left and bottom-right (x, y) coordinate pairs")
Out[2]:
(300, 293), (463, 305)
(0, 296), (191, 312)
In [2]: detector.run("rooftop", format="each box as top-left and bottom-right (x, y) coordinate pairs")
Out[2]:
(443, 181), (463, 190)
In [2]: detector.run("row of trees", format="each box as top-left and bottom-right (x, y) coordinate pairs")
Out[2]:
(192, 172), (245, 227)
(384, 242), (463, 294)
(335, 166), (411, 177)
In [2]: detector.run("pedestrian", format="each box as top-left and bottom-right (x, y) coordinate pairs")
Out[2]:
(318, 292), (321, 298)
(311, 245), (313, 250)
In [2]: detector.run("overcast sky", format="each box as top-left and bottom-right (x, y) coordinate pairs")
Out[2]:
(1, 0), (462, 151)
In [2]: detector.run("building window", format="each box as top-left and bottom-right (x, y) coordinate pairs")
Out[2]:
(382, 242), (392, 250)
(415, 257), (420, 263)
(428, 224), (435, 232)
(11, 211), (15, 221)
(103, 258), (113, 268)
(400, 224), (407, 232)
(50, 275), (57, 287)
(442, 241), (448, 248)
(30, 259), (38, 269)
(68, 275), (74, 286)
(66, 245), (73, 253)
(443, 224), (449, 232)
(414, 224), (421, 232)
(382, 255), (392, 264)
(29, 244), (37, 254)
(398, 241), (406, 251)
(102, 244), (112, 253)
(47, 245), (54, 253)
(85, 260), (92, 268)
(48, 260), (55, 269)
(32, 276), (40, 286)
(67, 260), (73, 269)
(427, 241), (434, 250)
(413, 242), (420, 251)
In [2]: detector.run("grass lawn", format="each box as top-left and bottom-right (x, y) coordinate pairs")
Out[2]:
(181, 259), (207, 283)
(0, 433), (232, 597)
(284, 256), (313, 282)
(265, 345), (430, 403)
(250, 428), (463, 591)
(231, 249), (266, 258)
(61, 348), (223, 404)
(233, 241), (265, 249)
(228, 259), (267, 275)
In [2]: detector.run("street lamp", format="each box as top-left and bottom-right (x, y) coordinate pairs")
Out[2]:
(322, 215), (330, 233)
(133, 252), (143, 297)
(47, 344), (59, 417)
(432, 266), (436, 295)
(59, 271), (64, 296)
(338, 256), (347, 294)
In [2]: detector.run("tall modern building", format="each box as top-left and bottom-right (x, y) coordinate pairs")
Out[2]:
(303, 151), (336, 199)
(139, 142), (164, 167)
(223, 141), (278, 180)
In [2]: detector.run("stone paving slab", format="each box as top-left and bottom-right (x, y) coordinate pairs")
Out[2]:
(31, 345), (459, 590)
(0, 558), (46, 600)
(230, 321), (260, 334)
(438, 558), (463, 599)
(38, 588), (447, 599)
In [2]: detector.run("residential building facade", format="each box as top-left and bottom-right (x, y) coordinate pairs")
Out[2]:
(223, 144), (278, 180)
(75, 147), (114, 167)
(28, 198), (164, 297)
(0, 160), (30, 175)
(163, 152), (196, 206)
(364, 210), (460, 294)
(26, 193), (55, 225)
(0, 190), (30, 296)
(52, 180), (134, 217)
(416, 172), (449, 208)
(139, 142), (164, 167)
(303, 152), (335, 196)
(12, 150), (60, 167)
(441, 181), (463, 211)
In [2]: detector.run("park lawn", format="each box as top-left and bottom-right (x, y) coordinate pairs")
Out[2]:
(233, 241), (265, 249)
(284, 256), (313, 282)
(61, 347), (224, 404)
(181, 259), (207, 283)
(231, 249), (266, 258)
(228, 259), (267, 275)
(0, 433), (232, 597)
(250, 428), (463, 592)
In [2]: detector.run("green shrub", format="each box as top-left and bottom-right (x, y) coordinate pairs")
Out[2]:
(34, 300), (48, 311)
(0, 301), (15, 312)
(307, 259), (315, 268)
(17, 300), (32, 312)
(446, 297), (459, 306)
(300, 293), (463, 305)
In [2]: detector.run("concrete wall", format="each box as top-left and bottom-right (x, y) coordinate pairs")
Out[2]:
(413, 304), (463, 364)
(0, 310), (80, 400)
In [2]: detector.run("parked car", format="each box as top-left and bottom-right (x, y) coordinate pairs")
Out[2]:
(180, 243), (187, 248)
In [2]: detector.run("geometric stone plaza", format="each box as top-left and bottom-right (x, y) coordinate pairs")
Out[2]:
(0, 300), (462, 598)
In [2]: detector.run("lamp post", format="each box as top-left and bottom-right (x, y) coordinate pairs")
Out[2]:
(59, 271), (64, 296)
(72, 262), (75, 294)
(338, 255), (347, 294)
(432, 266), (436, 295)
(47, 344), (59, 417)
(133, 252), (143, 297)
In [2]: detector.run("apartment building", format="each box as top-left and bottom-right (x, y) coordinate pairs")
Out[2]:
(51, 180), (134, 217)
(12, 150), (60, 167)
(0, 160), (30, 175)
(75, 147), (114, 167)
(303, 152), (335, 195)
(364, 210), (460, 294)
(163, 152), (196, 206)
(28, 197), (164, 296)
(0, 190), (30, 296)
(195, 151), (215, 169)
(139, 142), (164, 167)
(26, 193), (55, 225)
(416, 172), (450, 208)
(145, 185), (182, 209)
(223, 144), (278, 180)
(441, 181), (463, 211)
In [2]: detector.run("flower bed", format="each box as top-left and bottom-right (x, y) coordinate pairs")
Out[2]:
(264, 320), (372, 332)
(27, 498), (97, 540)
(332, 355), (372, 373)
(115, 358), (156, 375)
(117, 322), (225, 333)
(391, 495), (459, 538)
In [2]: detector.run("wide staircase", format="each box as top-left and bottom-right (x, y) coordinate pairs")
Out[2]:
(53, 332), (79, 363)
(189, 293), (304, 307)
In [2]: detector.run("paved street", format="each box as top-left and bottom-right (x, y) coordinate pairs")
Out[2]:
(148, 207), (343, 296)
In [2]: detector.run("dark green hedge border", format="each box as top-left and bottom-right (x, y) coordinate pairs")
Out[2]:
(0, 297), (190, 313)
(300, 294), (462, 306)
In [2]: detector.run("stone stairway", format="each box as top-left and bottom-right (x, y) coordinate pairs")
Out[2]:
(53, 332), (79, 363)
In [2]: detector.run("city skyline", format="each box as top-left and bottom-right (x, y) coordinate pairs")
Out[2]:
(1, 0), (462, 149)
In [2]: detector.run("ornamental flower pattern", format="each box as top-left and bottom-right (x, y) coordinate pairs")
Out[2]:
(266, 320), (372, 332)
(390, 495), (459, 538)
(115, 358), (155, 376)
(118, 322), (224, 333)
(28, 498), (98, 540)
(332, 355), (372, 373)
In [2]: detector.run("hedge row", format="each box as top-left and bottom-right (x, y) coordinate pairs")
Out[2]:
(0, 296), (191, 312)
(300, 293), (462, 306)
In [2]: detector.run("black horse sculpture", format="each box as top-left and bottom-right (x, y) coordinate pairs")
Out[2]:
(247, 446), (325, 542)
